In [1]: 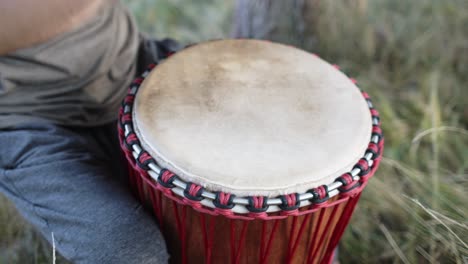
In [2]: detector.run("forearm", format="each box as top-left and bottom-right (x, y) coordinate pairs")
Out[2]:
(0, 0), (105, 55)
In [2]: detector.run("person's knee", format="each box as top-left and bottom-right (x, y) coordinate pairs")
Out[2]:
(53, 206), (169, 264)
(93, 207), (168, 264)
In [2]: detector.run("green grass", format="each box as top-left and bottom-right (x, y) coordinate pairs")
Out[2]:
(309, 1), (467, 263)
(1, 0), (467, 263)
(0, 195), (52, 263)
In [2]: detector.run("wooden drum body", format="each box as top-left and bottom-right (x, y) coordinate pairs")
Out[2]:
(118, 40), (383, 264)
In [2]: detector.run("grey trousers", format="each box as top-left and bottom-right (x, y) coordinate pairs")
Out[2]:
(0, 121), (169, 263)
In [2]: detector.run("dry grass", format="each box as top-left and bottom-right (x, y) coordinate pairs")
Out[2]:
(1, 0), (466, 263)
(310, 1), (468, 262)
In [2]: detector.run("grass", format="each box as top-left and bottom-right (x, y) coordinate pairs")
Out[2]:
(0, 195), (53, 263)
(1, 0), (467, 263)
(309, 1), (468, 262)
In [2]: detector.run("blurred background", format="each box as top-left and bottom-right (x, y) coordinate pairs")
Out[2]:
(1, 0), (467, 263)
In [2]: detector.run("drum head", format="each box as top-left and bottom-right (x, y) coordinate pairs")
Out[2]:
(134, 39), (372, 197)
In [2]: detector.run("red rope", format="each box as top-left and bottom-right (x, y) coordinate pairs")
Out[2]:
(260, 220), (280, 264)
(323, 193), (362, 262)
(157, 191), (164, 229)
(127, 165), (136, 195)
(200, 214), (209, 263)
(306, 208), (326, 263)
(286, 217), (297, 260)
(229, 220), (248, 264)
(149, 188), (161, 226)
(181, 206), (187, 263)
(287, 214), (312, 263)
(311, 205), (341, 261)
(235, 222), (248, 264)
(260, 221), (266, 261)
(304, 211), (316, 262)
(172, 201), (188, 264)
(135, 173), (145, 202)
(199, 214), (216, 264)
(230, 220), (235, 262)
(207, 217), (215, 264)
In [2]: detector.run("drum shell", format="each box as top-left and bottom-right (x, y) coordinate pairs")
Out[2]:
(117, 40), (384, 263)
(121, 153), (363, 264)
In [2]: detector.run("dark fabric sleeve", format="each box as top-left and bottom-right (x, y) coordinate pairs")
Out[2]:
(137, 35), (181, 75)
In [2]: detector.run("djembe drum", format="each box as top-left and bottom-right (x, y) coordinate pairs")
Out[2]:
(118, 39), (383, 264)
